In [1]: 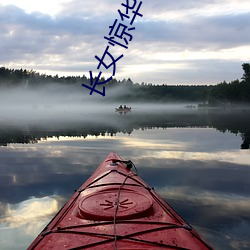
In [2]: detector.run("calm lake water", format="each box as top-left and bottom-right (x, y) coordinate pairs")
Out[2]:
(0, 104), (250, 250)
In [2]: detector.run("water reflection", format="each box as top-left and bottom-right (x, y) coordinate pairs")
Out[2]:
(0, 109), (250, 249)
(0, 107), (250, 149)
(0, 196), (59, 228)
(0, 196), (62, 250)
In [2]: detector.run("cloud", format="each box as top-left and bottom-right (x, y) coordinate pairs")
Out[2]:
(0, 0), (250, 84)
(58, 0), (118, 18)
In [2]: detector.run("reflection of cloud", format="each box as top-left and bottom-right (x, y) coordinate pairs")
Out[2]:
(154, 150), (250, 166)
(157, 186), (250, 216)
(121, 139), (185, 150)
(0, 196), (59, 232)
(157, 186), (250, 249)
(0, 196), (62, 249)
(0, 202), (7, 218)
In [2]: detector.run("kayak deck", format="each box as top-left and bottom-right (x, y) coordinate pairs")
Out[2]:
(28, 152), (213, 249)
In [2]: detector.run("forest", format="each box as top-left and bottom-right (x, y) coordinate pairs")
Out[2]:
(0, 63), (249, 104)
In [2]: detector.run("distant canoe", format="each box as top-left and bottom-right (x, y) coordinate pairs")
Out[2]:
(115, 107), (132, 113)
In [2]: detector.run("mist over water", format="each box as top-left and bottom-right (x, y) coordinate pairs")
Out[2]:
(0, 84), (198, 125)
(0, 85), (111, 121)
(0, 84), (250, 249)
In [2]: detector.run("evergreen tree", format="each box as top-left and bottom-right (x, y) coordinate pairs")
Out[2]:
(242, 63), (250, 83)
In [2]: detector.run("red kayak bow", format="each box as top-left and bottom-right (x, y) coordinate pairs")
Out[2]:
(28, 152), (213, 249)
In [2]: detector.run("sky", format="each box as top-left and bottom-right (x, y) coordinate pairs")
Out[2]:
(0, 0), (250, 85)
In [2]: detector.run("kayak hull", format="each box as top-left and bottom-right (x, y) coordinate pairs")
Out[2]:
(28, 152), (213, 249)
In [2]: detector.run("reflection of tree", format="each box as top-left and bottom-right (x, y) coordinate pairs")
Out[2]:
(241, 133), (250, 149)
(0, 131), (38, 146)
(0, 109), (250, 149)
(203, 109), (250, 150)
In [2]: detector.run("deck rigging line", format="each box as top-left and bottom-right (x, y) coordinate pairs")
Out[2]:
(112, 160), (137, 249)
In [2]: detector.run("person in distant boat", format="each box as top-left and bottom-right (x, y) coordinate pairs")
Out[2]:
(119, 105), (122, 109)
(124, 105), (127, 109)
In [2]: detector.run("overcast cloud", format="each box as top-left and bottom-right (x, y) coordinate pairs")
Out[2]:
(0, 0), (250, 85)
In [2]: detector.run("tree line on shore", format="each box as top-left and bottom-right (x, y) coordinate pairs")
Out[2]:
(0, 63), (249, 104)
